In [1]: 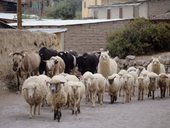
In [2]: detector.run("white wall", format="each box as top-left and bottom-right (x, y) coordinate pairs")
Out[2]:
(139, 2), (148, 19)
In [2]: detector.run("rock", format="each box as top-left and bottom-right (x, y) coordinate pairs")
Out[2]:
(126, 55), (135, 60)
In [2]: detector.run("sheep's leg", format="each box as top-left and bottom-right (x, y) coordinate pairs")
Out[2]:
(92, 91), (96, 107)
(160, 87), (163, 98)
(152, 90), (155, 100)
(57, 109), (62, 122)
(34, 105), (37, 115)
(110, 95), (113, 104)
(38, 104), (41, 115)
(16, 73), (20, 91)
(119, 87), (122, 97)
(169, 85), (170, 96)
(138, 90), (140, 101)
(142, 90), (144, 100)
(29, 105), (33, 118)
(163, 87), (166, 98)
(54, 110), (57, 120)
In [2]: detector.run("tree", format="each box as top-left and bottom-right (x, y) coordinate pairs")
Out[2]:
(45, 0), (82, 19)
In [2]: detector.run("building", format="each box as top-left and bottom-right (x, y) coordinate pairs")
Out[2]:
(0, 0), (17, 13)
(82, 0), (170, 20)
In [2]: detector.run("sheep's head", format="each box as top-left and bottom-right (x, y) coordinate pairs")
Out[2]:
(48, 82), (64, 93)
(149, 77), (156, 84)
(46, 57), (58, 71)
(100, 51), (110, 62)
(152, 57), (160, 66)
(138, 77), (144, 86)
(10, 52), (25, 72)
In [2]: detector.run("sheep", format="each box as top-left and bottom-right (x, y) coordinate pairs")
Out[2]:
(139, 68), (150, 95)
(10, 51), (40, 91)
(82, 71), (94, 103)
(47, 75), (67, 121)
(147, 57), (165, 75)
(46, 56), (65, 77)
(128, 70), (138, 97)
(67, 81), (85, 115)
(108, 74), (122, 104)
(118, 69), (128, 96)
(147, 72), (158, 100)
(122, 73), (134, 103)
(97, 51), (118, 78)
(88, 73), (106, 107)
(22, 75), (51, 118)
(158, 73), (168, 98)
(137, 76), (145, 101)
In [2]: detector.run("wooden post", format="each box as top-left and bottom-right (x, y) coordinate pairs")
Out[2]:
(17, 0), (22, 29)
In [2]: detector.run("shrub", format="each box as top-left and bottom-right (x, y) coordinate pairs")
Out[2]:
(107, 18), (170, 58)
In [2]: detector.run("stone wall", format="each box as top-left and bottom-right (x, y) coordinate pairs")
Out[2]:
(0, 29), (59, 87)
(63, 20), (129, 54)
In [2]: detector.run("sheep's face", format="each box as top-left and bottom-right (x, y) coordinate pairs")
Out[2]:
(12, 53), (24, 72)
(149, 77), (156, 84)
(71, 86), (79, 96)
(152, 58), (160, 66)
(46, 58), (58, 71)
(100, 52), (109, 62)
(49, 82), (63, 93)
(138, 78), (144, 86)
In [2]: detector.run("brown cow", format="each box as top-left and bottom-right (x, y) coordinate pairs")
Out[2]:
(10, 51), (40, 91)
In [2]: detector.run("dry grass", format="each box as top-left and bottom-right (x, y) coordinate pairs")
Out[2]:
(0, 29), (60, 89)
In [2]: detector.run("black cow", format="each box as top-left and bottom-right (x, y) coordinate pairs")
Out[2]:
(76, 53), (99, 75)
(57, 51), (76, 74)
(39, 47), (58, 74)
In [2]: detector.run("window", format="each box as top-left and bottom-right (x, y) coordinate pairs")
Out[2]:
(119, 7), (123, 18)
(107, 9), (111, 19)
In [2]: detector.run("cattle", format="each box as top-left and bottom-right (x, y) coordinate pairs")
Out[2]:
(57, 51), (76, 74)
(10, 51), (40, 91)
(39, 47), (58, 74)
(76, 53), (99, 75)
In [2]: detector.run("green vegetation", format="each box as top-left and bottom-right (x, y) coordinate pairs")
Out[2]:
(45, 0), (82, 19)
(107, 18), (170, 58)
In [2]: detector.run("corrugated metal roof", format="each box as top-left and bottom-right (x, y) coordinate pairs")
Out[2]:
(27, 28), (67, 34)
(8, 18), (131, 27)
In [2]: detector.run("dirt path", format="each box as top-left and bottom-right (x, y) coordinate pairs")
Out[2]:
(0, 90), (170, 128)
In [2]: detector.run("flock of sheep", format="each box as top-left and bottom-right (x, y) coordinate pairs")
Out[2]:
(10, 49), (170, 122)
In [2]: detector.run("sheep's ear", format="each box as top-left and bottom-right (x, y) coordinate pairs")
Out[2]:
(60, 82), (65, 85)
(106, 50), (109, 54)
(54, 60), (58, 64)
(46, 81), (51, 86)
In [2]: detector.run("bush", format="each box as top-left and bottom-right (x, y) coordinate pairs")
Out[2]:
(107, 18), (170, 58)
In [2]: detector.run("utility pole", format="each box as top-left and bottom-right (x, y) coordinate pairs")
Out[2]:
(17, 0), (22, 29)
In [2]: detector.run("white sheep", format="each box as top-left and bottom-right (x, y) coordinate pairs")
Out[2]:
(158, 73), (168, 98)
(46, 56), (65, 77)
(88, 73), (106, 107)
(47, 75), (67, 121)
(137, 76), (145, 101)
(147, 72), (158, 100)
(97, 51), (118, 78)
(67, 81), (85, 115)
(82, 71), (94, 103)
(122, 73), (134, 103)
(128, 70), (139, 96)
(139, 68), (150, 95)
(118, 69), (128, 96)
(22, 75), (51, 118)
(147, 57), (165, 75)
(108, 73), (122, 103)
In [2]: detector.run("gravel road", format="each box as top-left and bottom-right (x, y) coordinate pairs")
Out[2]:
(0, 90), (170, 128)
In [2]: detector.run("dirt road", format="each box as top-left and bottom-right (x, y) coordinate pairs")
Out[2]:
(0, 90), (170, 128)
